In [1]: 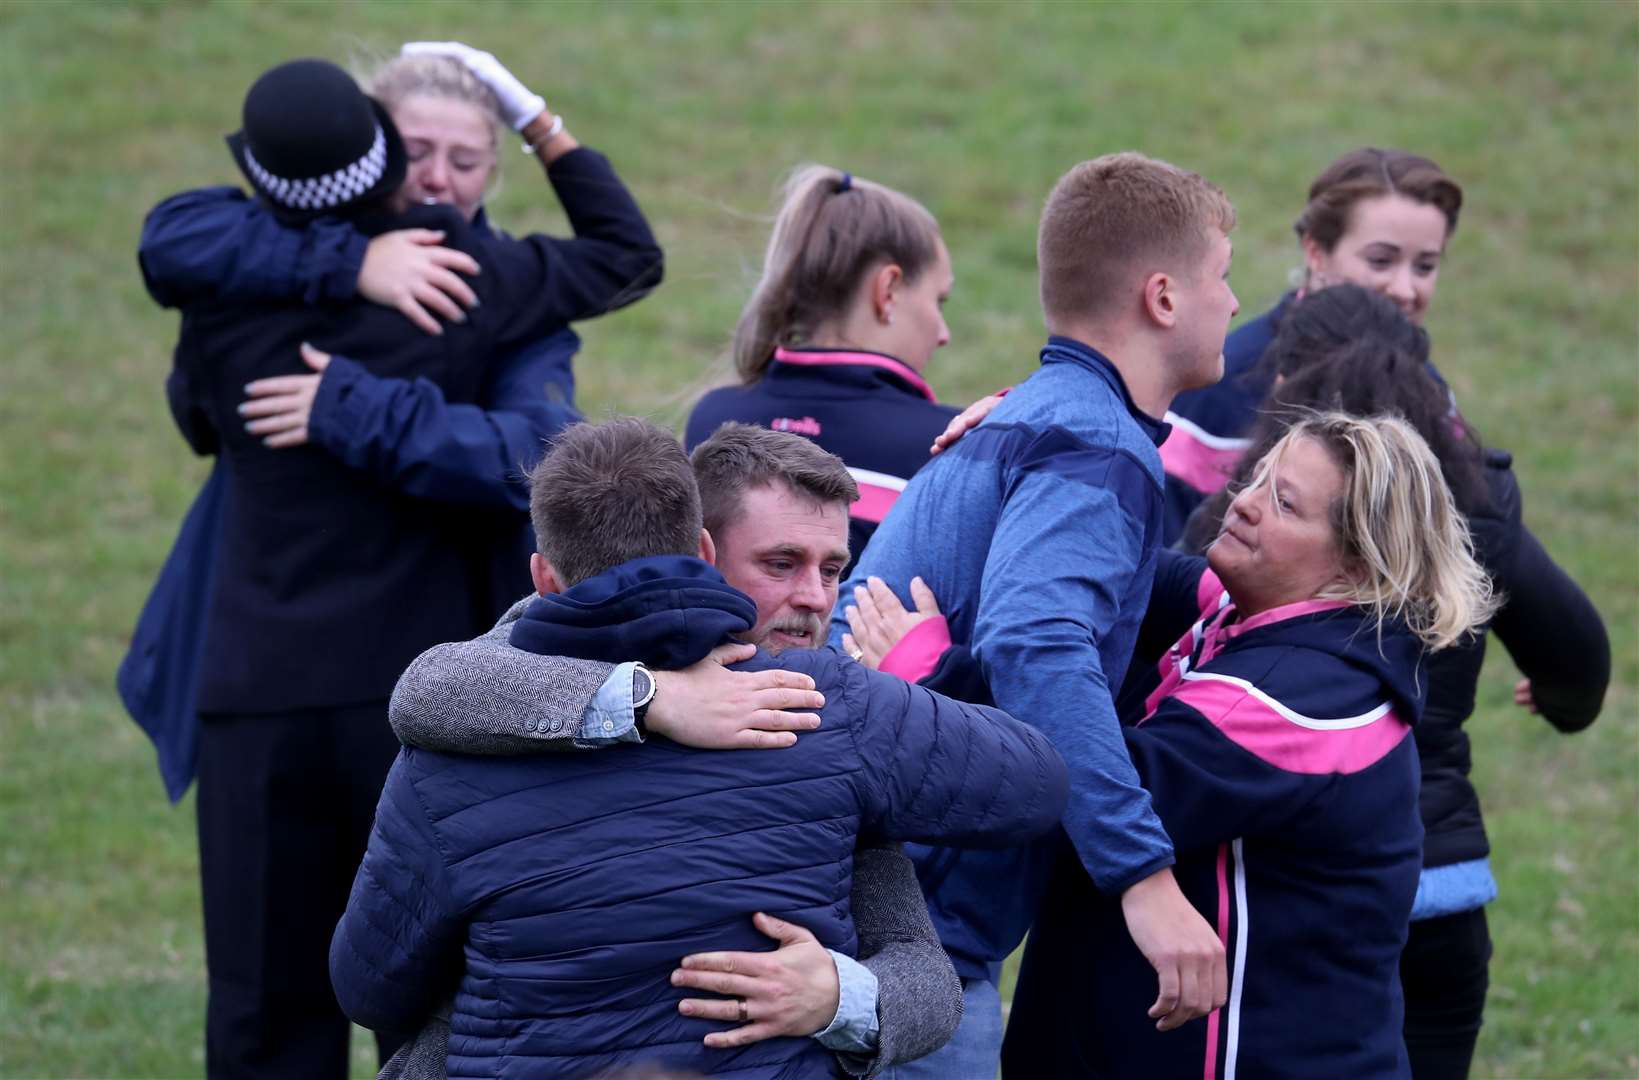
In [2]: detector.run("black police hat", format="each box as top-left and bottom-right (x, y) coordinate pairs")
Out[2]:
(225, 58), (407, 223)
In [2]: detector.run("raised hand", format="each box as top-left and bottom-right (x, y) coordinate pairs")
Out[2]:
(842, 576), (942, 669)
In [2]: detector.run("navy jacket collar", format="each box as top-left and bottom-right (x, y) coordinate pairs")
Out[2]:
(1041, 336), (1170, 447)
(767, 346), (939, 403)
(509, 555), (757, 668)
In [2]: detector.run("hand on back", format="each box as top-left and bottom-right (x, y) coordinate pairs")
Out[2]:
(672, 912), (841, 1048)
(842, 576), (942, 669)
(359, 229), (480, 336)
(648, 642), (825, 750)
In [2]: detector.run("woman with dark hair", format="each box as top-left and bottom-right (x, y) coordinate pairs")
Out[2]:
(1176, 285), (1610, 1079)
(683, 165), (961, 571)
(1160, 147), (1464, 541)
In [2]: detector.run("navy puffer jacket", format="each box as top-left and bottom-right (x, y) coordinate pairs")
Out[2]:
(331, 556), (1067, 1079)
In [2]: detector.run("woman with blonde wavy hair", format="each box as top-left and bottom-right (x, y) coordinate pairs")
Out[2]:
(847, 411), (1496, 1078)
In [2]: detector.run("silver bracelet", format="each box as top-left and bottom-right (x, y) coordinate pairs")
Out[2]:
(522, 112), (565, 154)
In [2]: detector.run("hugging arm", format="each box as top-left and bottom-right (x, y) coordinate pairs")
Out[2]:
(390, 601), (824, 755)
(306, 328), (582, 511)
(834, 842), (962, 1077)
(138, 187), (366, 309)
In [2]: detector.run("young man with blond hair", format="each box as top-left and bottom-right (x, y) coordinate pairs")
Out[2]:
(831, 151), (1241, 1076)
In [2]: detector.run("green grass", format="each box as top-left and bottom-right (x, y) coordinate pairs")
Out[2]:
(2, 1), (1635, 1076)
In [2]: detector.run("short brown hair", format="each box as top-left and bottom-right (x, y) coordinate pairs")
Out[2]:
(528, 418), (702, 587)
(1294, 147), (1463, 252)
(690, 423), (859, 537)
(1037, 152), (1235, 324)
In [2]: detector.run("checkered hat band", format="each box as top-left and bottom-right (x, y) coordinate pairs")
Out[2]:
(242, 124), (388, 211)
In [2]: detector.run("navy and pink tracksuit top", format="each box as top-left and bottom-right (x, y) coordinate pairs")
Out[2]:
(684, 347), (960, 571)
(1006, 553), (1425, 1078)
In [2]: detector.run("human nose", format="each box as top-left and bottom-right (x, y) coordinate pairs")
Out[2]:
(1384, 267), (1416, 309)
(1229, 484), (1260, 523)
(791, 568), (829, 611)
(419, 156), (450, 195)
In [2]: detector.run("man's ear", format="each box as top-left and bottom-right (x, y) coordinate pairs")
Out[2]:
(870, 262), (904, 324)
(530, 552), (563, 597)
(698, 528), (717, 567)
(1141, 270), (1178, 329)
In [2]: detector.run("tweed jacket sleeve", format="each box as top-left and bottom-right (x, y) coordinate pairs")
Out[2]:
(834, 842), (962, 1078)
(388, 596), (618, 754)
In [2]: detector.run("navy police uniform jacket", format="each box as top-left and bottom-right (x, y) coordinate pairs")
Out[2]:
(329, 556), (1068, 1079)
(685, 347), (960, 572)
(163, 148), (662, 715)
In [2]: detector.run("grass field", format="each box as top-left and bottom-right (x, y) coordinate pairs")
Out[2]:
(1, 1), (1635, 1076)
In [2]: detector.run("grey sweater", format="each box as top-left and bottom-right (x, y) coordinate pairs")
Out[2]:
(377, 598), (962, 1078)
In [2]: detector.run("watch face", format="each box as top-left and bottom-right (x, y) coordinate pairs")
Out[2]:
(633, 666), (655, 707)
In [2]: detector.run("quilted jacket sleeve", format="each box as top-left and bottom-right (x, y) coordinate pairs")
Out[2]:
(848, 660), (1068, 848)
(330, 752), (466, 1034)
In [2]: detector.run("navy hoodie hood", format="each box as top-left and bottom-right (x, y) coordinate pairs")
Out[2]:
(508, 554), (757, 668)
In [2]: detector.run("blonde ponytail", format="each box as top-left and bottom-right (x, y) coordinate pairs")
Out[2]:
(730, 164), (941, 383)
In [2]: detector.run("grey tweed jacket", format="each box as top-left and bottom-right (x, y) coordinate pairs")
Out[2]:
(377, 597), (962, 1079)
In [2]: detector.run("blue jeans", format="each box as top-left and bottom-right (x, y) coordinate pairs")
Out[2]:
(884, 977), (1002, 1080)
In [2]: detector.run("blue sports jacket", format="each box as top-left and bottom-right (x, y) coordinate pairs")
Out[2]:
(830, 336), (1175, 979)
(330, 555), (1068, 1079)
(1006, 555), (1424, 1079)
(685, 347), (960, 575)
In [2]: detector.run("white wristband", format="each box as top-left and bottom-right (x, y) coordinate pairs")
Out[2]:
(523, 113), (566, 154)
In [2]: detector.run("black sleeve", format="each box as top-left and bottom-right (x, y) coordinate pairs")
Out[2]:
(916, 644), (993, 707)
(1133, 550), (1209, 671)
(473, 146), (664, 353)
(1489, 523), (1609, 732)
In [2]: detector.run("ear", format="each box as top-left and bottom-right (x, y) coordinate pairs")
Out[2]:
(530, 552), (563, 597)
(870, 262), (904, 324)
(697, 527), (717, 567)
(1301, 235), (1329, 276)
(1140, 270), (1178, 329)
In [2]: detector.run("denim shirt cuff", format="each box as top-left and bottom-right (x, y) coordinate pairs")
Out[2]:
(575, 662), (641, 746)
(814, 949), (879, 1052)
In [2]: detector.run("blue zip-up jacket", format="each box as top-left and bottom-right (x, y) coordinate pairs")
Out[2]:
(1005, 556), (1424, 1079)
(684, 347), (960, 575)
(330, 556), (1068, 1079)
(829, 336), (1175, 978)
